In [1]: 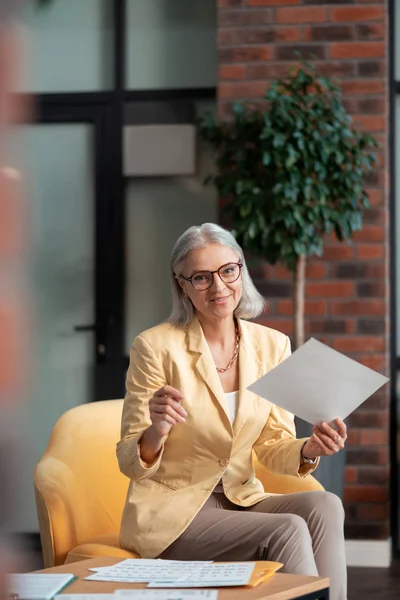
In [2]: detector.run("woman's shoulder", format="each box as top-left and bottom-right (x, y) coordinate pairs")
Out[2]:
(131, 321), (186, 352)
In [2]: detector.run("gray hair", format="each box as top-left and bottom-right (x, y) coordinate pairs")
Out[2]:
(168, 223), (266, 328)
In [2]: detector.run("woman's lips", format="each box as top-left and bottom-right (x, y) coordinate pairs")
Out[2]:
(210, 295), (232, 304)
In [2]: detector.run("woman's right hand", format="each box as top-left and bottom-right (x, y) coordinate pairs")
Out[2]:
(149, 385), (187, 437)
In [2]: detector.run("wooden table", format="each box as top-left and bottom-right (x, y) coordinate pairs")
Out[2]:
(37, 557), (330, 600)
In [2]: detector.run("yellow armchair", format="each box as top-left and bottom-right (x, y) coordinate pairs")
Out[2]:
(34, 399), (323, 567)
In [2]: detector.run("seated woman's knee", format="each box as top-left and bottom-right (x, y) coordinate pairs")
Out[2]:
(310, 490), (345, 522)
(283, 513), (311, 543)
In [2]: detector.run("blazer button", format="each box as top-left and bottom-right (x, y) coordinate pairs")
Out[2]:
(219, 458), (229, 467)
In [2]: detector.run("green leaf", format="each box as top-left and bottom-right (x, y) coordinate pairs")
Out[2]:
(263, 152), (271, 166)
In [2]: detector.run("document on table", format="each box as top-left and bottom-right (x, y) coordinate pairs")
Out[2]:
(84, 560), (211, 583)
(88, 560), (212, 573)
(147, 563), (255, 588)
(248, 337), (389, 425)
(56, 596), (115, 600)
(7, 573), (76, 599)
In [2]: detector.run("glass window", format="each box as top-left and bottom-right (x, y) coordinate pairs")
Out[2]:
(126, 0), (217, 90)
(16, 0), (112, 92)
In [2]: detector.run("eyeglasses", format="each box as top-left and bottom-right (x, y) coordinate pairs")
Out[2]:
(176, 262), (243, 291)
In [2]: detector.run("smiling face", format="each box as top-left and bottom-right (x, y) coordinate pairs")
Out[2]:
(178, 244), (243, 322)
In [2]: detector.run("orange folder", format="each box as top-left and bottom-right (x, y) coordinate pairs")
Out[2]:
(247, 560), (283, 588)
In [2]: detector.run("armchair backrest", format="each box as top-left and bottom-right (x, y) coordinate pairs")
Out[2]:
(34, 399), (128, 567)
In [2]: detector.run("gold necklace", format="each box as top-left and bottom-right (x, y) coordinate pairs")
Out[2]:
(216, 321), (240, 373)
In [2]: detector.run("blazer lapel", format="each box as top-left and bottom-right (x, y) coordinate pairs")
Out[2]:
(234, 319), (264, 437)
(187, 317), (232, 427)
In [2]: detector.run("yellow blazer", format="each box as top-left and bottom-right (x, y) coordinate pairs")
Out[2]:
(117, 317), (317, 558)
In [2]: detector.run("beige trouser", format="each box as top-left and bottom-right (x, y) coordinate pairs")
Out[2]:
(160, 490), (346, 600)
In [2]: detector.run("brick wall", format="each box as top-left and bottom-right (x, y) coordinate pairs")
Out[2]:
(217, 0), (390, 539)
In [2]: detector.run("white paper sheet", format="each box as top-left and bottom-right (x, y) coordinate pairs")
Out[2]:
(88, 560), (212, 573)
(115, 591), (218, 599)
(147, 563), (255, 588)
(248, 337), (389, 425)
(56, 596), (115, 600)
(85, 561), (208, 583)
(7, 573), (76, 599)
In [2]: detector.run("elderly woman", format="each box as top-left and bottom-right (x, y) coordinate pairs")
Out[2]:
(117, 223), (347, 600)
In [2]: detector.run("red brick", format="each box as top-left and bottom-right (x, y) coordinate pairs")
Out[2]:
(306, 263), (326, 279)
(219, 81), (267, 99)
(246, 63), (285, 80)
(276, 7), (327, 24)
(357, 281), (385, 297)
(347, 447), (388, 466)
(347, 430), (359, 446)
(304, 24), (354, 42)
(341, 79), (385, 95)
(358, 60), (385, 77)
(359, 429), (388, 446)
(219, 9), (272, 27)
(344, 485), (388, 503)
(219, 28), (273, 45)
(345, 467), (358, 483)
(219, 64), (246, 80)
(330, 42), (385, 59)
(219, 46), (272, 63)
(277, 300), (292, 315)
(330, 6), (384, 22)
(275, 27), (302, 43)
(357, 504), (388, 521)
(333, 336), (385, 353)
(358, 465), (390, 484)
(331, 300), (385, 316)
(218, 0), (243, 6)
(358, 354), (387, 371)
(305, 300), (328, 316)
(352, 226), (385, 243)
(309, 319), (352, 335)
(322, 245), (355, 260)
(278, 299), (329, 316)
(343, 97), (358, 115)
(352, 115), (386, 132)
(306, 281), (354, 297)
(274, 265), (291, 280)
(349, 411), (388, 429)
(248, 0), (300, 4)
(315, 61), (357, 78)
(357, 245), (384, 259)
(357, 23), (385, 40)
(256, 318), (293, 336)
(276, 45), (325, 61)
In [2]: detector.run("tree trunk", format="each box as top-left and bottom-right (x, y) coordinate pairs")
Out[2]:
(293, 254), (306, 350)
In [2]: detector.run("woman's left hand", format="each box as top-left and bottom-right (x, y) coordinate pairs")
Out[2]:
(302, 418), (347, 460)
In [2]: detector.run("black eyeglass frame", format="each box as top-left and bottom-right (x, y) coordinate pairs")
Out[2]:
(175, 262), (243, 291)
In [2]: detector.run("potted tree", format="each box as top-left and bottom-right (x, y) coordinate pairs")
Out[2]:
(199, 60), (377, 350)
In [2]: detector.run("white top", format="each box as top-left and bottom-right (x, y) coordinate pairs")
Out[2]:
(214, 392), (239, 494)
(224, 391), (239, 424)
